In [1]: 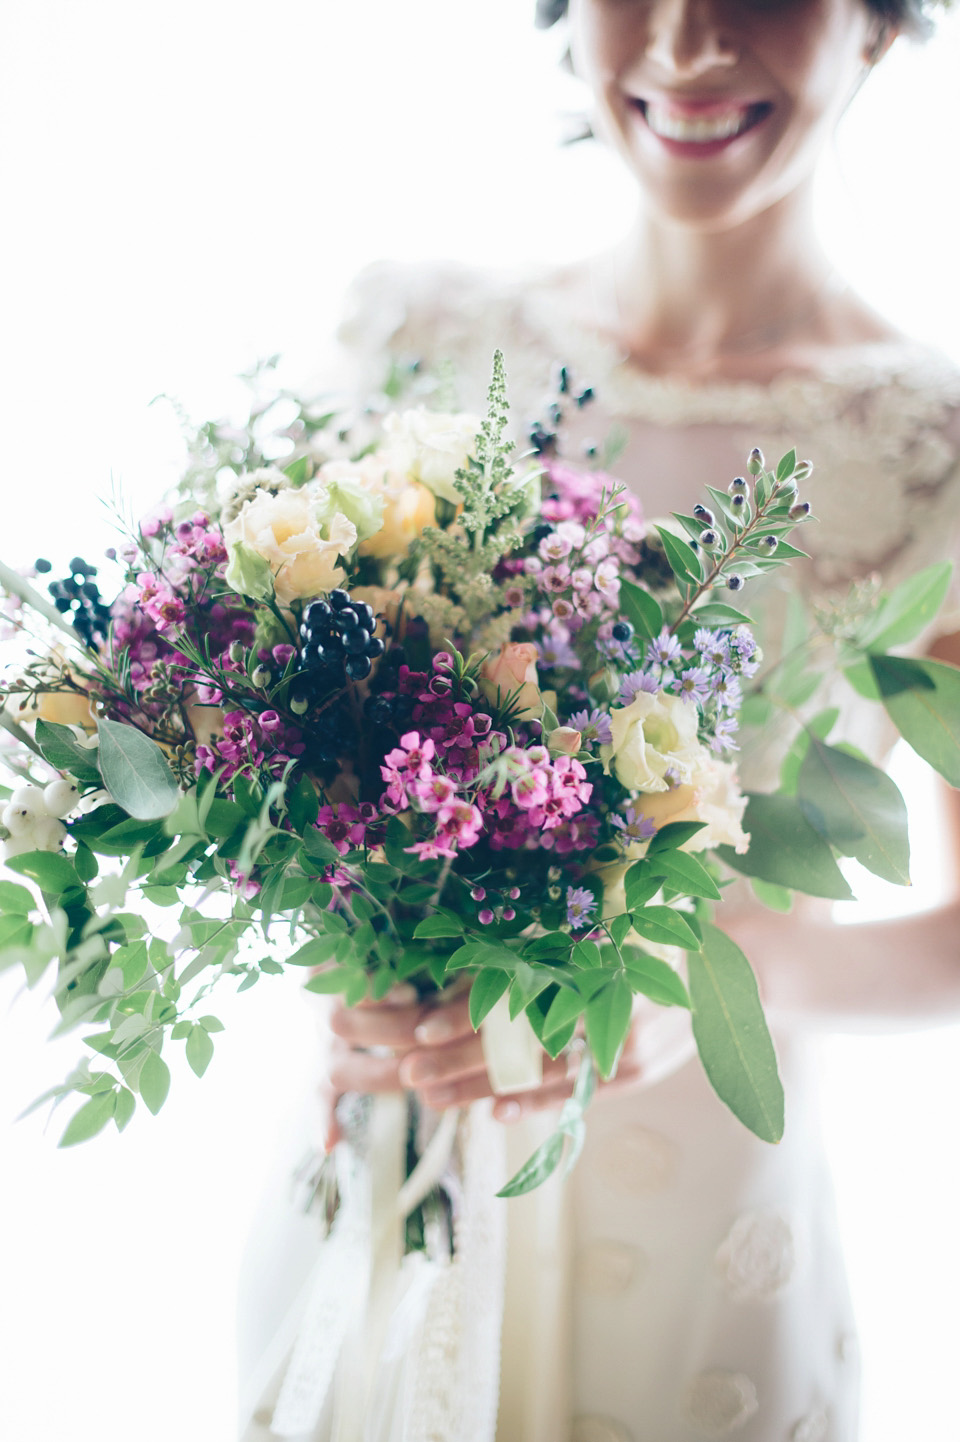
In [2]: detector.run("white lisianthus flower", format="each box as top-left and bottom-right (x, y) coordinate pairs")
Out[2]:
(318, 453), (435, 561)
(382, 407), (481, 505)
(223, 482), (358, 606)
(629, 756), (750, 854)
(599, 690), (702, 793)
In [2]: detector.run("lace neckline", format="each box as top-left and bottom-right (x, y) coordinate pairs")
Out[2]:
(511, 269), (960, 426)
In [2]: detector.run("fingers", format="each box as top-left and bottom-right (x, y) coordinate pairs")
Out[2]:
(411, 994), (474, 1046)
(326, 1037), (406, 1094)
(416, 1053), (569, 1113)
(397, 1030), (486, 1090)
(329, 996), (426, 1048)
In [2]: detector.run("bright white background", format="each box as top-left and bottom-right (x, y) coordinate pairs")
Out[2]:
(1, 2), (960, 1438)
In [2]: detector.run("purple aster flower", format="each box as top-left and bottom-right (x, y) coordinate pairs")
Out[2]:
(710, 716), (741, 752)
(568, 708), (614, 747)
(673, 666), (712, 704)
(646, 629), (683, 667)
(710, 672), (743, 711)
(730, 626), (760, 677)
(619, 670), (660, 705)
(693, 628), (732, 670)
(611, 806), (658, 847)
(537, 633), (580, 669)
(566, 885), (597, 929)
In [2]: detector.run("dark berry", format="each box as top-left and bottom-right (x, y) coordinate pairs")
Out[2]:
(345, 654), (372, 681)
(336, 607), (359, 629)
(343, 628), (370, 654)
(575, 387), (594, 407)
(365, 636), (385, 659)
(611, 620), (633, 643)
(34, 558), (52, 573)
(693, 504), (715, 525)
(69, 557), (88, 576)
(328, 590), (350, 610)
(54, 597), (72, 613)
(304, 599), (331, 625)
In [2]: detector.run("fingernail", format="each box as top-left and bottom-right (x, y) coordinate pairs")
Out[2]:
(385, 983), (418, 1006)
(415, 1015), (454, 1044)
(425, 1088), (455, 1108)
(400, 1058), (436, 1086)
(494, 1100), (522, 1124)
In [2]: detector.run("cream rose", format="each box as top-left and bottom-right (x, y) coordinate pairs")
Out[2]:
(630, 756), (750, 854)
(382, 407), (481, 505)
(480, 642), (542, 721)
(223, 483), (358, 606)
(599, 690), (703, 793)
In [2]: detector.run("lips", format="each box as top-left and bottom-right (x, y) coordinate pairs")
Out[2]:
(628, 97), (773, 151)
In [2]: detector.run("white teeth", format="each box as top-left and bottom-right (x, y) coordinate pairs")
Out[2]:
(644, 103), (751, 143)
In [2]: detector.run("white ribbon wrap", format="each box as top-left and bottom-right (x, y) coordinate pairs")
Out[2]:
(479, 993), (544, 1094)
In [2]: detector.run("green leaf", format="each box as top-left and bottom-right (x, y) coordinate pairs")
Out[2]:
(869, 654), (960, 787)
(497, 1132), (566, 1198)
(185, 1025), (215, 1077)
(6, 850), (81, 896)
(139, 1051), (171, 1114)
(689, 601), (753, 627)
(114, 1087), (136, 1132)
(618, 580), (663, 644)
(413, 913), (464, 940)
(304, 966), (354, 994)
(798, 738), (911, 886)
(856, 561), (953, 652)
(224, 540), (275, 601)
(0, 880), (36, 914)
(286, 773), (320, 832)
(283, 454), (311, 486)
(468, 970), (511, 1029)
(623, 954), (690, 1009)
(541, 983), (585, 1039)
(716, 794), (853, 900)
(0, 913), (33, 950)
(650, 849), (722, 901)
(689, 921), (784, 1144)
(655, 524), (702, 586)
(34, 720), (101, 780)
(508, 962), (553, 1019)
(629, 905), (701, 950)
(647, 821), (706, 854)
(750, 879), (793, 912)
(73, 844), (99, 882)
(623, 864), (666, 912)
(97, 718), (179, 820)
(58, 1090), (117, 1147)
(585, 974), (633, 1080)
(775, 447), (797, 482)
(286, 937), (334, 967)
(778, 708), (840, 796)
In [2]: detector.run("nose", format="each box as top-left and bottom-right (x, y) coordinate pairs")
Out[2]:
(644, 0), (738, 77)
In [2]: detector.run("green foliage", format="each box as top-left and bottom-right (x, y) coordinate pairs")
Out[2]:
(797, 736), (911, 886)
(97, 719), (180, 819)
(689, 922), (784, 1144)
(717, 794), (853, 900)
(869, 654), (960, 788)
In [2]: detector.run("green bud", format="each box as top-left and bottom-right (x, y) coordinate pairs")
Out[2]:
(587, 666), (620, 705)
(228, 640), (246, 664)
(794, 459), (814, 481)
(747, 448), (764, 475)
(250, 664), (272, 688)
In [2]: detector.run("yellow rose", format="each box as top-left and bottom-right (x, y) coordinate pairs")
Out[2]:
(360, 480), (436, 560)
(14, 685), (97, 730)
(599, 690), (702, 793)
(630, 757), (750, 854)
(223, 483), (357, 606)
(479, 642), (542, 720)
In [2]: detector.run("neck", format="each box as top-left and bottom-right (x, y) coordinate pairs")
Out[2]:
(607, 185), (834, 369)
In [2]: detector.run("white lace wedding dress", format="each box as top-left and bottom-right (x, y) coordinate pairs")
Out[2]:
(238, 260), (960, 1442)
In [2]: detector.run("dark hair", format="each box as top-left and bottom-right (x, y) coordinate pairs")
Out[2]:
(534, 0), (946, 40)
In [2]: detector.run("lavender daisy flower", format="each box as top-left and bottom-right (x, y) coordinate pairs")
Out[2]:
(537, 632), (581, 669)
(693, 627), (732, 671)
(611, 805), (658, 848)
(568, 708), (614, 747)
(619, 670), (660, 706)
(646, 628), (683, 667)
(673, 666), (712, 704)
(730, 626), (760, 677)
(711, 672), (743, 711)
(566, 885), (597, 929)
(710, 716), (741, 752)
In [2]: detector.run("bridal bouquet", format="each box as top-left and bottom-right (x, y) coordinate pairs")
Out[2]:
(1, 352), (956, 1199)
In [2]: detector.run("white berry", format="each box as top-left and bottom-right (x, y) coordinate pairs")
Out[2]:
(32, 816), (67, 851)
(43, 778), (80, 818)
(0, 834), (39, 861)
(2, 803), (40, 837)
(9, 785), (47, 816)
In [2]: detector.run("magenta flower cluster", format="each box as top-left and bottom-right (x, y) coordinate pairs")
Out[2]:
(195, 708), (305, 783)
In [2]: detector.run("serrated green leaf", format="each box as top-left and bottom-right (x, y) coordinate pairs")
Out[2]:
(97, 718), (179, 820)
(717, 794), (853, 900)
(139, 1051), (171, 1114)
(186, 1024), (215, 1077)
(798, 737), (910, 885)
(58, 1090), (117, 1147)
(468, 969), (511, 1029)
(689, 921), (783, 1143)
(585, 974), (632, 1080)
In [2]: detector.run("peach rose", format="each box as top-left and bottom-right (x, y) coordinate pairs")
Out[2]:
(480, 642), (542, 721)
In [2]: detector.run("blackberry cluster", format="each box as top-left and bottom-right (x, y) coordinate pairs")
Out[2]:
(313, 696), (357, 768)
(291, 590), (386, 710)
(35, 556), (112, 646)
(362, 645), (416, 729)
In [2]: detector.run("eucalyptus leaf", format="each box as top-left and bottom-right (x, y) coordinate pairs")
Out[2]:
(798, 738), (910, 886)
(689, 921), (784, 1143)
(869, 654), (960, 788)
(717, 794), (853, 900)
(34, 720), (101, 780)
(97, 718), (180, 820)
